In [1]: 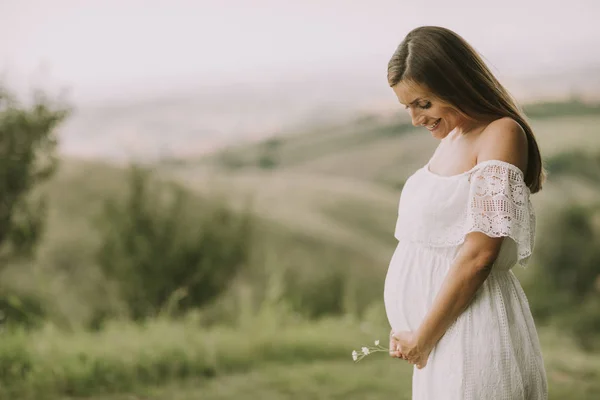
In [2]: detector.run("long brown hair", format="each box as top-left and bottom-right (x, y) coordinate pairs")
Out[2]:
(388, 26), (546, 193)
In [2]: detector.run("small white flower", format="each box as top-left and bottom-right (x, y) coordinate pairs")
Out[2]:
(352, 350), (358, 361)
(362, 347), (370, 355)
(374, 340), (380, 346)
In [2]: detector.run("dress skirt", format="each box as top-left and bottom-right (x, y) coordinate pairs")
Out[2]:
(384, 240), (548, 399)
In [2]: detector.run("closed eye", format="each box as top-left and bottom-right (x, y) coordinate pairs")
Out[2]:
(405, 101), (432, 110)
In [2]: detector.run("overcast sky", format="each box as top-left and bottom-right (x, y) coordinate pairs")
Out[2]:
(2, 0), (599, 104)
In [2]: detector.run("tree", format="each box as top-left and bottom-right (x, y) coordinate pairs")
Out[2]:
(0, 88), (69, 266)
(0, 87), (69, 328)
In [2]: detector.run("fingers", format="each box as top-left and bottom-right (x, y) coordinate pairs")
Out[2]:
(389, 336), (401, 357)
(388, 343), (405, 360)
(389, 343), (400, 358)
(393, 351), (424, 368)
(388, 340), (419, 365)
(393, 352), (424, 369)
(389, 347), (409, 361)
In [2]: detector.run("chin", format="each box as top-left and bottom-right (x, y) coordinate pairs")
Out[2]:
(430, 122), (455, 140)
(426, 120), (447, 140)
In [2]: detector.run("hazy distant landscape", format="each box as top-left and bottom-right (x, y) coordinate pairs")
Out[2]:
(58, 66), (600, 162)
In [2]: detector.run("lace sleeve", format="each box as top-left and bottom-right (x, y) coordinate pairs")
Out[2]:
(465, 160), (535, 267)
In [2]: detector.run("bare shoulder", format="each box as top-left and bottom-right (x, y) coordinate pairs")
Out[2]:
(477, 117), (528, 173)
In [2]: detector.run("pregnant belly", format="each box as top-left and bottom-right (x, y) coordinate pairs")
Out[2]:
(383, 241), (455, 332)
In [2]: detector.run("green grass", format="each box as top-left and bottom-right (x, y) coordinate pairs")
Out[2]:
(78, 354), (600, 400)
(2, 313), (599, 400)
(42, 324), (598, 400)
(0, 312), (391, 399)
(79, 359), (414, 400)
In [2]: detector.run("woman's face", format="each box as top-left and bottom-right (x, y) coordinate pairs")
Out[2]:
(392, 80), (468, 140)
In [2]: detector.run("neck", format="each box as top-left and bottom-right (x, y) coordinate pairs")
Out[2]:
(452, 116), (496, 138)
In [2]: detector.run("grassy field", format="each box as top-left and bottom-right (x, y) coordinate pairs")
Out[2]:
(77, 359), (415, 400)
(79, 356), (600, 400)
(1, 314), (598, 400)
(52, 323), (600, 400)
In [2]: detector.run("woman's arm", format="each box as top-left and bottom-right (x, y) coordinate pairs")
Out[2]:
(416, 233), (501, 358)
(391, 234), (503, 368)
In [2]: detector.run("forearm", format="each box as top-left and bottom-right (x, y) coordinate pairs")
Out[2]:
(415, 252), (493, 351)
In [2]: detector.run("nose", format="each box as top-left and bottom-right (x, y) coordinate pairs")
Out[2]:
(409, 109), (426, 127)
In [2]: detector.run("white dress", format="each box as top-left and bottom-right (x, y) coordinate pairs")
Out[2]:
(384, 159), (548, 400)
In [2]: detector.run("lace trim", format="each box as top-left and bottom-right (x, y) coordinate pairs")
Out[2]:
(394, 160), (535, 267)
(465, 162), (535, 266)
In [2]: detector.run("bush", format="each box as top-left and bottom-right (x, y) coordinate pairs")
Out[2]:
(545, 150), (600, 184)
(536, 204), (600, 299)
(569, 294), (600, 351)
(257, 138), (281, 169)
(527, 202), (600, 348)
(95, 165), (255, 320)
(0, 291), (45, 329)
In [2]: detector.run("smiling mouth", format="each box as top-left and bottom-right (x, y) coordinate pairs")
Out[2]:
(426, 119), (441, 130)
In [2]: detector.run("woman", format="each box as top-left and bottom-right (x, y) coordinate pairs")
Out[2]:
(383, 26), (548, 399)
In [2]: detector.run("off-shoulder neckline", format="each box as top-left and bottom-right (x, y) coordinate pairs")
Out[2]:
(423, 159), (526, 179)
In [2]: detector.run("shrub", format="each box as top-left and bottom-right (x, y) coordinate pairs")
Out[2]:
(527, 202), (600, 348)
(95, 165), (255, 320)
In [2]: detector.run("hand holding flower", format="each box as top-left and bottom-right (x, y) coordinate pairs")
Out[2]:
(389, 329), (407, 360)
(390, 330), (433, 369)
(351, 330), (433, 369)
